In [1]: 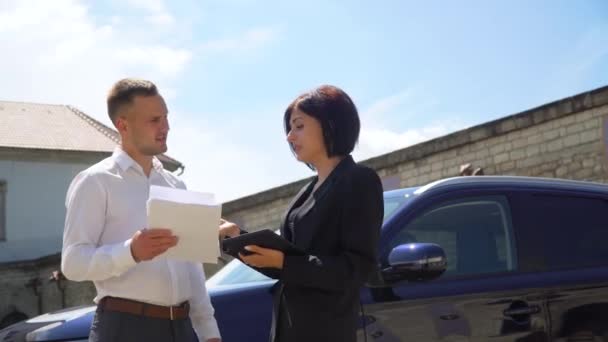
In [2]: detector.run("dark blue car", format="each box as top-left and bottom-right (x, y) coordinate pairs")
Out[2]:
(3, 176), (608, 341)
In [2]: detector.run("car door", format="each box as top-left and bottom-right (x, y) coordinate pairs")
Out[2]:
(510, 191), (608, 342)
(359, 192), (549, 342)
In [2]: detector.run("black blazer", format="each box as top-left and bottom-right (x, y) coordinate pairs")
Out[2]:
(271, 156), (384, 342)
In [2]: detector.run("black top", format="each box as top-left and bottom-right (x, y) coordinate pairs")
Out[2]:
(285, 180), (317, 245)
(270, 155), (384, 342)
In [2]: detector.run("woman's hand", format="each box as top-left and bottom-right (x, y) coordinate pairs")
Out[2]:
(239, 245), (284, 269)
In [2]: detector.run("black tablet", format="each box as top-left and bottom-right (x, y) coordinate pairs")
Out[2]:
(221, 229), (304, 258)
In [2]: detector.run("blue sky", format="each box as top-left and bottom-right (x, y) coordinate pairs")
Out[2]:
(1, 0), (607, 201)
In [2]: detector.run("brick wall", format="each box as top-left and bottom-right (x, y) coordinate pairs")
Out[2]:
(0, 254), (95, 327)
(384, 104), (608, 187)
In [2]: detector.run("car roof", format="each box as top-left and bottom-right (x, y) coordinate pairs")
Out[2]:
(413, 175), (608, 195)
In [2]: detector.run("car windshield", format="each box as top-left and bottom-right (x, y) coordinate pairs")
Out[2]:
(207, 188), (417, 287)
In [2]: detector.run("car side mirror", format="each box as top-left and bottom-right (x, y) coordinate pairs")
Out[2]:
(381, 243), (447, 283)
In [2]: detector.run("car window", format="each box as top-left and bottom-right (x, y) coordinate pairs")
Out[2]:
(383, 191), (415, 221)
(526, 194), (608, 270)
(388, 195), (517, 277)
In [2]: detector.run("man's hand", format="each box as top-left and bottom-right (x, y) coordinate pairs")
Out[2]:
(130, 228), (178, 262)
(239, 245), (284, 269)
(219, 219), (241, 239)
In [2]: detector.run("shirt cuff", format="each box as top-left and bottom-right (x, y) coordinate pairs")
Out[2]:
(196, 319), (221, 341)
(110, 239), (137, 276)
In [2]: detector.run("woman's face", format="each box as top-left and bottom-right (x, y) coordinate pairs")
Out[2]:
(286, 108), (327, 164)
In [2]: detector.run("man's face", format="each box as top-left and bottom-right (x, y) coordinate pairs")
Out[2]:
(118, 94), (169, 156)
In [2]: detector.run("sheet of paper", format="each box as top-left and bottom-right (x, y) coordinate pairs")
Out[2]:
(147, 185), (221, 263)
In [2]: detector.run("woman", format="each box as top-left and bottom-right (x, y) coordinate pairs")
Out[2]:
(237, 85), (384, 341)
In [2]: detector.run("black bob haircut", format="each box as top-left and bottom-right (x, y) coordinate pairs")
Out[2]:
(284, 85), (360, 159)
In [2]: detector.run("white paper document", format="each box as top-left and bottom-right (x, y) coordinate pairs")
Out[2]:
(147, 185), (221, 264)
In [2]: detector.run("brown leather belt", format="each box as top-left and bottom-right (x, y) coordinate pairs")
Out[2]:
(99, 297), (190, 320)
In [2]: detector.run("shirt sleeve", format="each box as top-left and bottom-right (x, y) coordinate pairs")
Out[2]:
(61, 172), (137, 281)
(188, 263), (221, 341)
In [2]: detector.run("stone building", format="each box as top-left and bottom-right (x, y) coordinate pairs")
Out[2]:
(0, 101), (183, 327)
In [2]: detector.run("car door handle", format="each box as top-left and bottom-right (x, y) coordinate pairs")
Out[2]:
(503, 305), (540, 316)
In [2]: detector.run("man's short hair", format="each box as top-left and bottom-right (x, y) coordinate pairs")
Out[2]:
(107, 78), (159, 124)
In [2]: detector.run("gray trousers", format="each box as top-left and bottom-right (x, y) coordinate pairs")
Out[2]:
(89, 306), (199, 342)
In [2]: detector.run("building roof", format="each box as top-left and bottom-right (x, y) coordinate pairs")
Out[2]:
(0, 101), (183, 171)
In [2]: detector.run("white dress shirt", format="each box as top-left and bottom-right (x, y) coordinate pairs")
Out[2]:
(61, 147), (220, 341)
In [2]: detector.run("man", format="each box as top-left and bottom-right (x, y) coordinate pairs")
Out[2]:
(62, 78), (237, 341)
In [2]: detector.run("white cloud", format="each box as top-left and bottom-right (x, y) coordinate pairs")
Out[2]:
(168, 111), (312, 202)
(123, 0), (166, 13)
(360, 86), (438, 127)
(168, 88), (464, 201)
(0, 0), (191, 124)
(113, 46), (192, 76)
(145, 13), (175, 26)
(0, 0), (89, 35)
(355, 123), (462, 161)
(200, 27), (281, 54)
(364, 89), (414, 119)
(120, 0), (175, 27)
(0, 0), (298, 201)
(354, 89), (464, 161)
(0, 1), (466, 202)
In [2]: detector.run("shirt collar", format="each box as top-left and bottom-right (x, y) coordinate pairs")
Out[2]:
(112, 147), (165, 173)
(151, 157), (165, 172)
